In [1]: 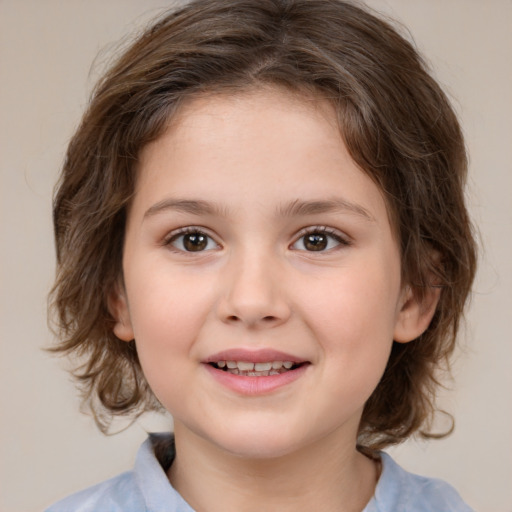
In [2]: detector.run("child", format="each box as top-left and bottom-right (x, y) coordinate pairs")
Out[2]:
(47, 0), (477, 510)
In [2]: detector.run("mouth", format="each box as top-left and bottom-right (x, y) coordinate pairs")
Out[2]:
(208, 360), (306, 377)
(204, 350), (309, 394)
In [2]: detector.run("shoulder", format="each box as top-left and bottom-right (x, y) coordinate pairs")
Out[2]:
(44, 434), (191, 512)
(366, 452), (474, 512)
(44, 471), (145, 512)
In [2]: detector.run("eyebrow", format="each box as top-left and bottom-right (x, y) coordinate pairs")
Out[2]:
(144, 199), (227, 219)
(277, 198), (374, 221)
(143, 197), (374, 222)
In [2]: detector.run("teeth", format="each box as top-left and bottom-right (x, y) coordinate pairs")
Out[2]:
(215, 360), (297, 374)
(238, 361), (255, 371)
(254, 362), (272, 371)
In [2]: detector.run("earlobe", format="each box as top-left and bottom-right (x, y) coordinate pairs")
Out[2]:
(393, 284), (441, 343)
(108, 283), (134, 342)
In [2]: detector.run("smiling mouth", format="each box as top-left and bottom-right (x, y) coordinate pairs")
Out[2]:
(209, 360), (305, 377)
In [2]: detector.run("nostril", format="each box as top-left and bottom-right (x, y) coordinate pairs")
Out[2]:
(225, 314), (277, 324)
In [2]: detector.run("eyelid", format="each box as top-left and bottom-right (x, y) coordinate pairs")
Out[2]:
(163, 226), (221, 252)
(290, 226), (352, 251)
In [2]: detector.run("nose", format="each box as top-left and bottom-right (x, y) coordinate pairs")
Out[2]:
(216, 249), (291, 329)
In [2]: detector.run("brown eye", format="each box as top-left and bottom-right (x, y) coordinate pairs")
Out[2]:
(183, 233), (208, 251)
(303, 233), (328, 251)
(169, 230), (218, 252)
(291, 228), (347, 252)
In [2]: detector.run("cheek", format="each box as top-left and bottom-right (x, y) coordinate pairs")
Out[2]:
(305, 267), (399, 336)
(125, 272), (215, 387)
(129, 295), (199, 411)
(128, 265), (214, 338)
(300, 263), (400, 377)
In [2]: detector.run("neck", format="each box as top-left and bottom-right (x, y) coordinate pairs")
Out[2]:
(168, 423), (378, 512)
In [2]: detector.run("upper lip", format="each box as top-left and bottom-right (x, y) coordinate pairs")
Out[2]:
(204, 348), (307, 364)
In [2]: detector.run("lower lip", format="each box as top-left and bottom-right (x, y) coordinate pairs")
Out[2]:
(203, 364), (309, 395)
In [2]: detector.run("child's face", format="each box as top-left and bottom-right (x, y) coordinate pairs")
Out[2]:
(112, 88), (427, 458)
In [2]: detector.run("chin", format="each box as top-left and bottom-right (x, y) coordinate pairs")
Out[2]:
(201, 420), (316, 461)
(218, 437), (300, 460)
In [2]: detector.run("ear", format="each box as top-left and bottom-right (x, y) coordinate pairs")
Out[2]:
(393, 284), (441, 343)
(108, 281), (134, 342)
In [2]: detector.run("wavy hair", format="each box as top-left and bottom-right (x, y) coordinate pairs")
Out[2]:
(50, 0), (477, 450)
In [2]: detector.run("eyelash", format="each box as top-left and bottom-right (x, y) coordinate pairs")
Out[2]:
(291, 226), (351, 253)
(163, 226), (351, 253)
(163, 227), (220, 253)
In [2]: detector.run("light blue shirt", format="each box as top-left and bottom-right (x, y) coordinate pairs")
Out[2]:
(46, 434), (473, 511)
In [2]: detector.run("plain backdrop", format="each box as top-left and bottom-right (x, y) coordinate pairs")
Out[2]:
(1, 1), (511, 511)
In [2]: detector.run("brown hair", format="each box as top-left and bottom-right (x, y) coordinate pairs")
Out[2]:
(50, 0), (477, 450)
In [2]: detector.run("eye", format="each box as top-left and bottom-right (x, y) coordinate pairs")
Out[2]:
(291, 228), (349, 252)
(166, 229), (219, 252)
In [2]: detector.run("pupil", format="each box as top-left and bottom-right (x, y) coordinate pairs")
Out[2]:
(184, 233), (207, 251)
(305, 233), (327, 251)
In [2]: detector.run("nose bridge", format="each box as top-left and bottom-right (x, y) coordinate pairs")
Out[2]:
(218, 243), (290, 327)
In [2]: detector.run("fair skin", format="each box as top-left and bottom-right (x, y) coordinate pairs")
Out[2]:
(111, 88), (438, 512)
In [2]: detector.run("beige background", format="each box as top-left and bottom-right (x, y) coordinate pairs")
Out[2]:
(1, 1), (511, 511)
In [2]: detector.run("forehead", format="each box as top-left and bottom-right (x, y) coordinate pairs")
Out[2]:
(134, 88), (391, 230)
(156, 87), (342, 160)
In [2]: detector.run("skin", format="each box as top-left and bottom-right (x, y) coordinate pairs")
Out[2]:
(111, 88), (439, 512)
